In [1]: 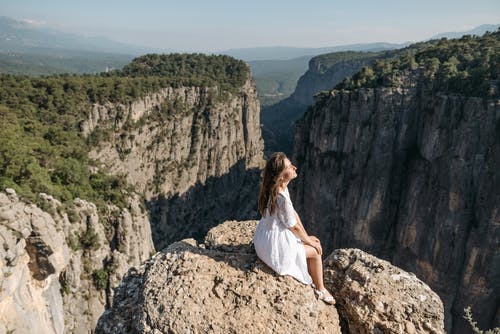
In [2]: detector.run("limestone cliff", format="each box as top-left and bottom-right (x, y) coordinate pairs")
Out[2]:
(261, 52), (383, 154)
(0, 189), (154, 334)
(87, 74), (264, 249)
(97, 220), (445, 333)
(291, 69), (500, 332)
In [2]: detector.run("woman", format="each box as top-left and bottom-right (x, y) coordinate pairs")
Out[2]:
(253, 152), (335, 305)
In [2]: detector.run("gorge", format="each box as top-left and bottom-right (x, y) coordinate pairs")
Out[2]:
(290, 32), (499, 332)
(0, 31), (498, 333)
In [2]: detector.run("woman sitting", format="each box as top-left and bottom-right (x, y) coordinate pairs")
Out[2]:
(253, 152), (335, 305)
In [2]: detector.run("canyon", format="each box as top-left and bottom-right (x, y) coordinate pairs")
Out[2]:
(291, 68), (499, 332)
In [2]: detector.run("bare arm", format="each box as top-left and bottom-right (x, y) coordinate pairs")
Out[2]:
(289, 210), (322, 255)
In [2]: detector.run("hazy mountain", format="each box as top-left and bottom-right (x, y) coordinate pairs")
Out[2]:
(430, 23), (499, 40)
(219, 42), (410, 61)
(0, 16), (173, 55)
(0, 16), (159, 75)
(222, 24), (499, 62)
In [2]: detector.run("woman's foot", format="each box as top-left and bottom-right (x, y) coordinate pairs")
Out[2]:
(314, 287), (336, 305)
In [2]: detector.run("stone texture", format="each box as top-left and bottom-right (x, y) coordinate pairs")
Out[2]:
(97, 220), (342, 334)
(98, 220), (446, 334)
(0, 189), (154, 334)
(86, 75), (265, 249)
(291, 69), (500, 332)
(324, 248), (445, 334)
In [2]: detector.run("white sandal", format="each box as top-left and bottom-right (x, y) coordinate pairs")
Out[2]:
(313, 286), (336, 305)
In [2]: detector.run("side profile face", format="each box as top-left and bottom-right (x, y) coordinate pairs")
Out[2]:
(281, 158), (297, 183)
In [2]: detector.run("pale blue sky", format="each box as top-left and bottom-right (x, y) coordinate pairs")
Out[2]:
(1, 0), (499, 51)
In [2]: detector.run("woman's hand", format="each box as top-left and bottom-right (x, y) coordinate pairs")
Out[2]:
(309, 236), (321, 243)
(312, 239), (322, 256)
(305, 236), (322, 256)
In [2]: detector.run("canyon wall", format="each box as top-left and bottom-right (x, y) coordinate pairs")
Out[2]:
(87, 74), (264, 249)
(261, 52), (381, 154)
(291, 69), (499, 332)
(0, 189), (154, 334)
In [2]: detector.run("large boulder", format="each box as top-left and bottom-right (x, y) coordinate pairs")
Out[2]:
(325, 248), (445, 334)
(96, 220), (341, 333)
(97, 220), (447, 333)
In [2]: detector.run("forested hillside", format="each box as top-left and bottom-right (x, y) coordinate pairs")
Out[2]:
(0, 54), (249, 212)
(261, 30), (499, 154)
(335, 30), (499, 97)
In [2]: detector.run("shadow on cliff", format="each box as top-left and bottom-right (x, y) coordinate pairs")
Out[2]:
(146, 159), (262, 251)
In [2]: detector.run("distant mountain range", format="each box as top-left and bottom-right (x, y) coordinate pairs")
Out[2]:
(429, 24), (499, 40)
(2, 15), (497, 62)
(218, 43), (410, 61)
(0, 14), (498, 88)
(0, 16), (172, 56)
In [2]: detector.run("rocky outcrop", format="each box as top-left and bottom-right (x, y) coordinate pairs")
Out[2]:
(0, 189), (154, 334)
(325, 248), (444, 334)
(87, 75), (264, 249)
(97, 220), (341, 333)
(291, 69), (500, 332)
(97, 220), (445, 333)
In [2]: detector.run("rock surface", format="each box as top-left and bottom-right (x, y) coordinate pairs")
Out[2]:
(97, 220), (445, 334)
(87, 75), (265, 249)
(292, 69), (500, 332)
(0, 189), (154, 334)
(97, 220), (342, 334)
(324, 248), (445, 334)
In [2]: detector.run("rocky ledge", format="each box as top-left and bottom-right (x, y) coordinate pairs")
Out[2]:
(96, 220), (445, 333)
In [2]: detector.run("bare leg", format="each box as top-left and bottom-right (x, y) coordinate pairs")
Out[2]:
(304, 244), (335, 304)
(304, 244), (325, 290)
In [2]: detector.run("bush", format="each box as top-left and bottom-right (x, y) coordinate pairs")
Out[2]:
(80, 226), (99, 250)
(92, 268), (109, 290)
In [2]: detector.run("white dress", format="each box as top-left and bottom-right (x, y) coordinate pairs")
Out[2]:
(253, 188), (312, 285)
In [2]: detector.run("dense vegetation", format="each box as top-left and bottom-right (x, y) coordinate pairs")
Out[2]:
(120, 53), (249, 94)
(0, 53), (248, 211)
(335, 30), (499, 97)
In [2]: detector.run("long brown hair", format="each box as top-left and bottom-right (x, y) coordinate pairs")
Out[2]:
(258, 152), (288, 216)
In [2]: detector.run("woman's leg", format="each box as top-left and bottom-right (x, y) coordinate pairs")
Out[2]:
(304, 244), (325, 290)
(304, 244), (335, 304)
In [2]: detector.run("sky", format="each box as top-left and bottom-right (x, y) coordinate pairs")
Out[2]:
(1, 0), (500, 52)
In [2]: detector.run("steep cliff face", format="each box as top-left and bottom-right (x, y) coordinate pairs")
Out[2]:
(290, 55), (381, 107)
(0, 189), (154, 334)
(291, 70), (499, 332)
(97, 220), (444, 334)
(87, 74), (264, 249)
(261, 53), (382, 154)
